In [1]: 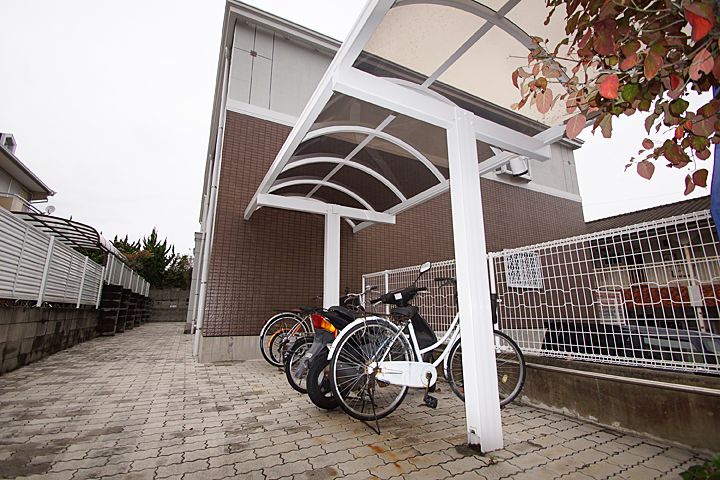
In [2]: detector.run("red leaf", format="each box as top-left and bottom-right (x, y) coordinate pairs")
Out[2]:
(670, 73), (682, 90)
(600, 75), (619, 99)
(594, 30), (616, 56)
(637, 160), (655, 180)
(684, 175), (696, 195)
(685, 3), (715, 41)
(689, 48), (714, 80)
(512, 70), (520, 88)
(566, 113), (586, 140)
(675, 126), (684, 139)
(620, 54), (637, 71)
(692, 115), (718, 136)
(642, 138), (654, 150)
(598, 113), (613, 138)
(697, 148), (712, 160)
(536, 88), (553, 114)
(664, 142), (684, 165)
(644, 52), (663, 80)
(578, 30), (592, 49)
(693, 169), (709, 187)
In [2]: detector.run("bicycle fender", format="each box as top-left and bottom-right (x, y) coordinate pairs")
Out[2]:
(325, 316), (392, 360)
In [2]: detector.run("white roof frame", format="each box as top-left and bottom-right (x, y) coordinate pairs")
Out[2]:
(240, 0), (572, 452)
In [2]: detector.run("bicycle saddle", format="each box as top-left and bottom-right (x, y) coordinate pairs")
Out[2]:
(328, 305), (365, 321)
(390, 306), (419, 318)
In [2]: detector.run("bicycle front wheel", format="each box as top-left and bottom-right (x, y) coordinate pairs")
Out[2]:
(329, 320), (411, 421)
(446, 330), (526, 407)
(260, 313), (306, 367)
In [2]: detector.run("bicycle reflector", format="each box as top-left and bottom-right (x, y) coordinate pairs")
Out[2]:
(311, 314), (337, 337)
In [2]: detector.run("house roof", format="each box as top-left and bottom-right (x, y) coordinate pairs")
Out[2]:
(0, 134), (55, 201)
(586, 195), (712, 233)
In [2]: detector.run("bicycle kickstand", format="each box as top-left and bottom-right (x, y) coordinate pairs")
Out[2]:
(422, 372), (438, 409)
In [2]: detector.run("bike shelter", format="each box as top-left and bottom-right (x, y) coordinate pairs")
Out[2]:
(241, 0), (570, 451)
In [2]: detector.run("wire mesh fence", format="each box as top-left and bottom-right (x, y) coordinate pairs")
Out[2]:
(363, 210), (720, 374)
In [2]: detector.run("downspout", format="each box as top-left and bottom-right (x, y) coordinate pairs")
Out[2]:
(194, 47), (231, 357)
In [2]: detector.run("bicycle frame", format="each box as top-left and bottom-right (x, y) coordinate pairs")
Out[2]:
(326, 310), (463, 388)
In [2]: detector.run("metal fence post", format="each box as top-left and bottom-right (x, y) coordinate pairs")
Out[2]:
(96, 267), (105, 309)
(77, 256), (89, 308)
(36, 237), (55, 307)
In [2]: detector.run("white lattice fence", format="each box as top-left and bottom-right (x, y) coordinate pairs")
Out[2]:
(363, 210), (720, 374)
(0, 207), (149, 305)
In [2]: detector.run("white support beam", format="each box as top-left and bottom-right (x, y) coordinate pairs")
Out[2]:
(477, 122), (569, 176)
(324, 208), (341, 309)
(447, 107), (503, 452)
(334, 67), (456, 130)
(257, 194), (396, 224)
(473, 115), (551, 162)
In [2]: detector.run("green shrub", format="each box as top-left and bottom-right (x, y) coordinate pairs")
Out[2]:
(681, 454), (720, 480)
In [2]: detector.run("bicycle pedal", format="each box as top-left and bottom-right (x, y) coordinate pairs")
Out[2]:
(423, 395), (438, 409)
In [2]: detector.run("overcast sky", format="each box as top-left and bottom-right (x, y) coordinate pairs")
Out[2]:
(0, 1), (713, 255)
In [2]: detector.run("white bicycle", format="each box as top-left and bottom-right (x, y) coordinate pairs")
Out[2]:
(327, 262), (526, 422)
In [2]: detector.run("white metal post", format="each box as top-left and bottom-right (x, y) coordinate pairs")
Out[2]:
(77, 256), (89, 308)
(96, 267), (105, 309)
(447, 107), (503, 451)
(37, 236), (55, 307)
(323, 208), (341, 309)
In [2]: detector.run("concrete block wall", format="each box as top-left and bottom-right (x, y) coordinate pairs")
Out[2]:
(520, 355), (720, 452)
(0, 306), (100, 375)
(148, 288), (189, 322)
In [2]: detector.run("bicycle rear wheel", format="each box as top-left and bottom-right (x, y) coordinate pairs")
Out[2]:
(306, 353), (338, 410)
(329, 319), (411, 421)
(260, 313), (306, 367)
(284, 336), (312, 393)
(446, 330), (526, 407)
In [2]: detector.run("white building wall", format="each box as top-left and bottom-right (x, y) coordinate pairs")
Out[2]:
(228, 22), (334, 118)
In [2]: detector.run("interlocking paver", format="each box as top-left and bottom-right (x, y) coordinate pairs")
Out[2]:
(0, 324), (708, 480)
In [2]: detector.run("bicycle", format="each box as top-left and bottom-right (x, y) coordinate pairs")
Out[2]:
(327, 262), (526, 423)
(260, 305), (318, 367)
(284, 287), (376, 396)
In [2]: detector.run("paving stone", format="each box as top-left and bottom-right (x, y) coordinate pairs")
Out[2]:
(544, 455), (589, 476)
(183, 464), (237, 480)
(49, 457), (107, 472)
(156, 458), (209, 478)
(439, 455), (489, 475)
(577, 459), (624, 479)
(0, 324), (699, 480)
(511, 466), (559, 480)
(406, 451), (455, 469)
(337, 454), (387, 476)
(130, 452), (183, 471)
(264, 459), (313, 479)
(607, 451), (646, 468)
(70, 461), (132, 480)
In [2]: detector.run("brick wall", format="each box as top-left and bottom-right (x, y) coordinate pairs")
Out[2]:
(203, 112), (588, 337)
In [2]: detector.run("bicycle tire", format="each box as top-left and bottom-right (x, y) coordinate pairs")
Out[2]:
(260, 313), (305, 367)
(329, 319), (411, 421)
(306, 353), (338, 410)
(284, 336), (312, 393)
(446, 330), (526, 407)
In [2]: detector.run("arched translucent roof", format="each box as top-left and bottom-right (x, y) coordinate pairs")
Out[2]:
(245, 0), (571, 230)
